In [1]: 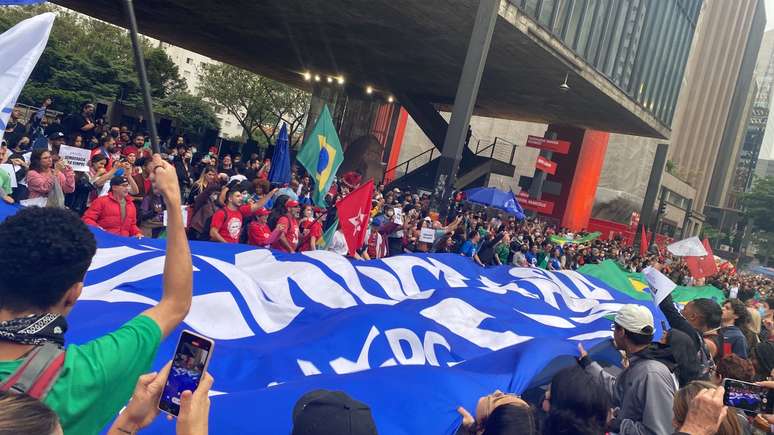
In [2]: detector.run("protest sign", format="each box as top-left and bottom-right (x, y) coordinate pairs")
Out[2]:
(0, 164), (16, 188)
(59, 144), (90, 172)
(20, 197), (47, 207)
(393, 207), (403, 225)
(163, 205), (188, 227)
(642, 266), (677, 305)
(419, 227), (435, 243)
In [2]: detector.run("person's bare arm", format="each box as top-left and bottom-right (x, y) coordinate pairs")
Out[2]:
(209, 224), (227, 243)
(124, 163), (140, 195)
(248, 188), (278, 212)
(140, 155), (192, 339)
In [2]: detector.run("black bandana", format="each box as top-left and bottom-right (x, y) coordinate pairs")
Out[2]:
(0, 313), (67, 346)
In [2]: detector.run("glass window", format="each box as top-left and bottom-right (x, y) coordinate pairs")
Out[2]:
(563, 0), (585, 49)
(539, 0), (556, 27)
(524, 0), (540, 16)
(575, 0), (596, 55)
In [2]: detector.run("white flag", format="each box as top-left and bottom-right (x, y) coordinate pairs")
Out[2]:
(642, 266), (677, 305)
(0, 13), (55, 144)
(667, 236), (708, 257)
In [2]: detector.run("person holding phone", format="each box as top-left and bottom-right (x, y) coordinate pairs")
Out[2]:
(0, 154), (193, 435)
(107, 361), (213, 435)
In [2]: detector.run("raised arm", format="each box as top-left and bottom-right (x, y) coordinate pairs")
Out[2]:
(140, 155), (192, 339)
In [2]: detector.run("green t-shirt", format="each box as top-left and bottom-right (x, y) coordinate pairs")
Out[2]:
(0, 167), (11, 196)
(495, 242), (510, 265)
(0, 315), (162, 435)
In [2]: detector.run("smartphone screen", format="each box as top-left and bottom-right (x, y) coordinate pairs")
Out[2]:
(723, 378), (773, 414)
(158, 331), (214, 416)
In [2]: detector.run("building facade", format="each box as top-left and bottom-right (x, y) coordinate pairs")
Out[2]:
(157, 42), (245, 139)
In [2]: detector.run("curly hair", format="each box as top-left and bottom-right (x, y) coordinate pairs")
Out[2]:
(0, 207), (96, 312)
(725, 298), (751, 328)
(716, 354), (755, 382)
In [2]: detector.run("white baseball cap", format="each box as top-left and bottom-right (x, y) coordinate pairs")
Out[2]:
(614, 304), (655, 335)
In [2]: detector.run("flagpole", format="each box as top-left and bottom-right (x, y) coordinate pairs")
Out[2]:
(121, 0), (160, 154)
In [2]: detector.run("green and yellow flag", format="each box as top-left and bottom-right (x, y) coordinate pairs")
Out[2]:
(297, 106), (344, 206)
(579, 260), (725, 305)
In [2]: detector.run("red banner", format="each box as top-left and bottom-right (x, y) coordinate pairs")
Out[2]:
(516, 191), (555, 214)
(526, 135), (571, 154)
(337, 179), (374, 256)
(535, 155), (557, 175)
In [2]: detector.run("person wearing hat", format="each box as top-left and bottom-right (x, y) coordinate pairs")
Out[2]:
(247, 208), (286, 247)
(577, 304), (677, 435)
(82, 175), (142, 238)
(291, 389), (377, 435)
(271, 198), (300, 253)
(46, 131), (66, 154)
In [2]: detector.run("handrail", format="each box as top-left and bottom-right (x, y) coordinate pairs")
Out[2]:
(384, 146), (437, 180)
(473, 137), (518, 164)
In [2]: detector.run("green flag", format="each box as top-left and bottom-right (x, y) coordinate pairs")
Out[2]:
(318, 217), (339, 250)
(296, 106), (344, 206)
(550, 231), (601, 246)
(579, 259), (725, 305)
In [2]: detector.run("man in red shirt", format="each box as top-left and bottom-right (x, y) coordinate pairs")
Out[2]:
(82, 175), (142, 238)
(209, 188), (271, 243)
(272, 199), (300, 253)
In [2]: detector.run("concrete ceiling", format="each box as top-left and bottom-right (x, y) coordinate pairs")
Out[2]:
(53, 0), (669, 139)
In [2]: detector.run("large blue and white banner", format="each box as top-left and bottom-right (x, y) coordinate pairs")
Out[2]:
(0, 12), (53, 142)
(0, 204), (665, 434)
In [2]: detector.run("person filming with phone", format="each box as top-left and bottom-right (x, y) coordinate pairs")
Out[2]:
(0, 154), (193, 435)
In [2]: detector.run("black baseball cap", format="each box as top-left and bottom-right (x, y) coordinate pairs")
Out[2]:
(292, 390), (377, 435)
(110, 175), (129, 187)
(48, 131), (65, 140)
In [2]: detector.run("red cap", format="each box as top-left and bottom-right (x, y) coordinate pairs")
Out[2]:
(121, 146), (138, 156)
(286, 200), (300, 207)
(209, 146), (218, 155)
(256, 208), (271, 216)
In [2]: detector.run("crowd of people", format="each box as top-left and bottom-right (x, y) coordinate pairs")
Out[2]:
(4, 100), (774, 434)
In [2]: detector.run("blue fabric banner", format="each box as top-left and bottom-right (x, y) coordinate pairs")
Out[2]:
(0, 203), (664, 434)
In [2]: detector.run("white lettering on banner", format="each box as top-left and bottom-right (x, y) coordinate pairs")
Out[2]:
(355, 266), (407, 301)
(478, 275), (539, 299)
(508, 267), (598, 312)
(184, 292), (254, 340)
(420, 298), (532, 350)
(329, 326), (456, 375)
(329, 326), (381, 374)
(200, 254), (301, 333)
(425, 258), (470, 288)
(235, 250), (357, 309)
(88, 246), (155, 271)
(385, 328), (425, 365)
(81, 256), (181, 298)
(296, 359), (322, 376)
(556, 270), (615, 301)
(303, 250), (397, 305)
(515, 310), (576, 328)
(381, 256), (469, 297)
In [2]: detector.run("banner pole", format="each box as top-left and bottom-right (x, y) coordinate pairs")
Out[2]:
(121, 0), (161, 154)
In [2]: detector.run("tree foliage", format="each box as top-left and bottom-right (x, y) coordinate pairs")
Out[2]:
(198, 63), (310, 145)
(741, 176), (774, 233)
(0, 5), (208, 136)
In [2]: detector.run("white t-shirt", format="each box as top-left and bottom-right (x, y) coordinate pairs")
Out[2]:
(327, 230), (349, 255)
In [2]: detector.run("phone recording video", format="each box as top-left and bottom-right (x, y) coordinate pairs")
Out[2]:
(158, 330), (214, 416)
(723, 378), (774, 414)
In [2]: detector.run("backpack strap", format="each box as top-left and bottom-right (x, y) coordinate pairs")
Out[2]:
(0, 342), (65, 399)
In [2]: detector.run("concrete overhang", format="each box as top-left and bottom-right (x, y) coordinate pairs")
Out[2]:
(53, 0), (671, 139)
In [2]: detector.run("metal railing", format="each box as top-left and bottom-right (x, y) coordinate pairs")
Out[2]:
(384, 136), (519, 183)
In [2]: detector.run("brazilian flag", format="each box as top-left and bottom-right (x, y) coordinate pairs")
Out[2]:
(297, 106), (344, 206)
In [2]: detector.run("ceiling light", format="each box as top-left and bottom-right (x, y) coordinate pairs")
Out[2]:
(326, 76), (333, 83)
(336, 76), (345, 85)
(303, 72), (312, 81)
(366, 86), (373, 95)
(314, 74), (321, 82)
(387, 96), (394, 103)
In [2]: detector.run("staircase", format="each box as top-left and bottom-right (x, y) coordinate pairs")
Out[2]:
(384, 137), (518, 192)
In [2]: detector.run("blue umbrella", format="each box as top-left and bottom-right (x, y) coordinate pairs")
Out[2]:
(268, 123), (291, 186)
(463, 187), (525, 220)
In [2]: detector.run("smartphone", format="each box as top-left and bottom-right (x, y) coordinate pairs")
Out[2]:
(723, 378), (774, 414)
(158, 330), (215, 416)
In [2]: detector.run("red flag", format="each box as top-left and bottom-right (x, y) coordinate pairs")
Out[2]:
(685, 238), (719, 279)
(337, 179), (374, 256)
(640, 227), (648, 257)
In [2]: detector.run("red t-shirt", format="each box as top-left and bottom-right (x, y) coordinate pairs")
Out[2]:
(248, 221), (273, 247)
(298, 219), (323, 252)
(272, 215), (299, 252)
(210, 205), (253, 243)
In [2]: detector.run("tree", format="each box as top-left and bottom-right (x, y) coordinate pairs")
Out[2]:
(198, 63), (310, 145)
(0, 5), (186, 114)
(156, 92), (218, 135)
(741, 176), (774, 265)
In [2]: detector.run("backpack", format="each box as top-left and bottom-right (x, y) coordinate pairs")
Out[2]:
(0, 342), (65, 399)
(695, 331), (725, 380)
